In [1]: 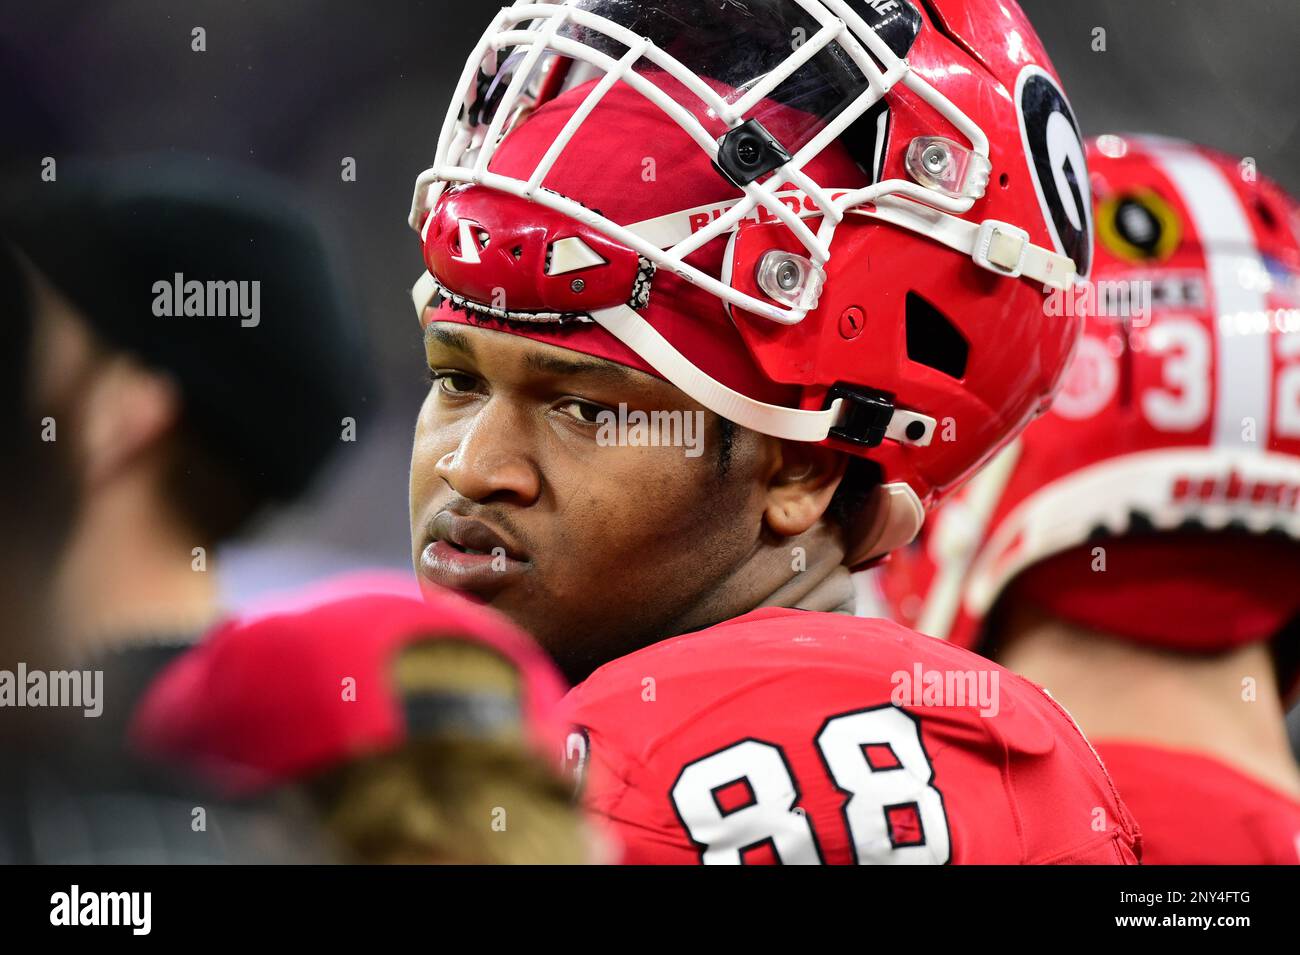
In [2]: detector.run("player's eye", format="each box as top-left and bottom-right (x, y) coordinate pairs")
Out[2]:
(428, 369), (481, 395)
(556, 398), (608, 425)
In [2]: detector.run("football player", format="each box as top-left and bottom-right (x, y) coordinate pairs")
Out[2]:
(406, 0), (1139, 863)
(0, 219), (322, 864)
(880, 134), (1300, 863)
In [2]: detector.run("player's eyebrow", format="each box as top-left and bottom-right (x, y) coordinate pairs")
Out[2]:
(424, 323), (476, 356)
(522, 351), (637, 385)
(425, 321), (637, 385)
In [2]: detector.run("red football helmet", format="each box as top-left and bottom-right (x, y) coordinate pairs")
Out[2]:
(408, 0), (1092, 565)
(880, 135), (1300, 658)
(132, 582), (571, 796)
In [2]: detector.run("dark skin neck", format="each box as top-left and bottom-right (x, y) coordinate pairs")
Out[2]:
(632, 522), (855, 646)
(554, 518), (856, 684)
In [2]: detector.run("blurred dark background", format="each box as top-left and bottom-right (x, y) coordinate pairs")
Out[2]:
(3, 0), (1298, 606)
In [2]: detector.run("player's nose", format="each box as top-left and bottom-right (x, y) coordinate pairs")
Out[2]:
(434, 401), (542, 506)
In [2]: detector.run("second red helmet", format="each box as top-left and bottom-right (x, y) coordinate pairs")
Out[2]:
(881, 134), (1300, 660)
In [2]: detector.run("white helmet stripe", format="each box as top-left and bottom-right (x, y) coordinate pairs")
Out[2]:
(1146, 141), (1272, 449)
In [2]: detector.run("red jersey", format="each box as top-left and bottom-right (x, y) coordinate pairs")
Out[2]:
(1093, 741), (1300, 865)
(562, 608), (1140, 864)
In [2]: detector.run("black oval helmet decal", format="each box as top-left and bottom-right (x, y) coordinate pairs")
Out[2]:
(1015, 66), (1093, 280)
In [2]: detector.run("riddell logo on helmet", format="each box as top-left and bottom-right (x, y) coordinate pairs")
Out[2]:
(1172, 471), (1300, 510)
(686, 188), (853, 234)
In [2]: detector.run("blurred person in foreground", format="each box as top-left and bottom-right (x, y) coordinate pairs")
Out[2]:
(881, 135), (1300, 863)
(0, 232), (322, 862)
(133, 585), (609, 864)
(0, 154), (368, 743)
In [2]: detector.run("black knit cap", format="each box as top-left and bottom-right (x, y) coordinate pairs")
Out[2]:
(0, 153), (371, 506)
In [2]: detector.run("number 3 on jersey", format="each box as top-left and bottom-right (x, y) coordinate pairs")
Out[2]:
(670, 704), (951, 864)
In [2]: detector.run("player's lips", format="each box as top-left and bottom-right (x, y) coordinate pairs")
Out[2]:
(419, 512), (529, 596)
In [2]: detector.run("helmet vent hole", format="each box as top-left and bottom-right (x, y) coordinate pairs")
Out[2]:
(905, 291), (968, 379)
(1255, 199), (1278, 232)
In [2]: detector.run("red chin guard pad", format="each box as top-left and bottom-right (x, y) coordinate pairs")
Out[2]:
(423, 186), (648, 317)
(1007, 532), (1300, 653)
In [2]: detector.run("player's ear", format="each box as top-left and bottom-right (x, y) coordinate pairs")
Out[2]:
(80, 355), (182, 491)
(762, 439), (847, 538)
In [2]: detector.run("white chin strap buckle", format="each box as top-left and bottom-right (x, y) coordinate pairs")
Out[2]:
(972, 220), (1029, 278)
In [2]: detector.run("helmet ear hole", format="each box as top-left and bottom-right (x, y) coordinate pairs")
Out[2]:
(905, 291), (968, 379)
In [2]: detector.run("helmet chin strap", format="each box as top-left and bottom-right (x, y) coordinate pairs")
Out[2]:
(588, 304), (843, 442)
(412, 274), (841, 439)
(625, 190), (1078, 293)
(412, 269), (934, 447)
(852, 197), (1077, 289)
(411, 274), (840, 440)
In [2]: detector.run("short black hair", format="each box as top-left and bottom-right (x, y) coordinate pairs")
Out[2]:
(2, 155), (373, 541)
(0, 236), (33, 462)
(716, 416), (737, 480)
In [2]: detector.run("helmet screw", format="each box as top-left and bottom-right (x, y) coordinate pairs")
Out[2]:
(775, 259), (800, 291)
(839, 306), (865, 340)
(737, 138), (760, 165)
(570, 278), (585, 293)
(922, 142), (950, 175)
